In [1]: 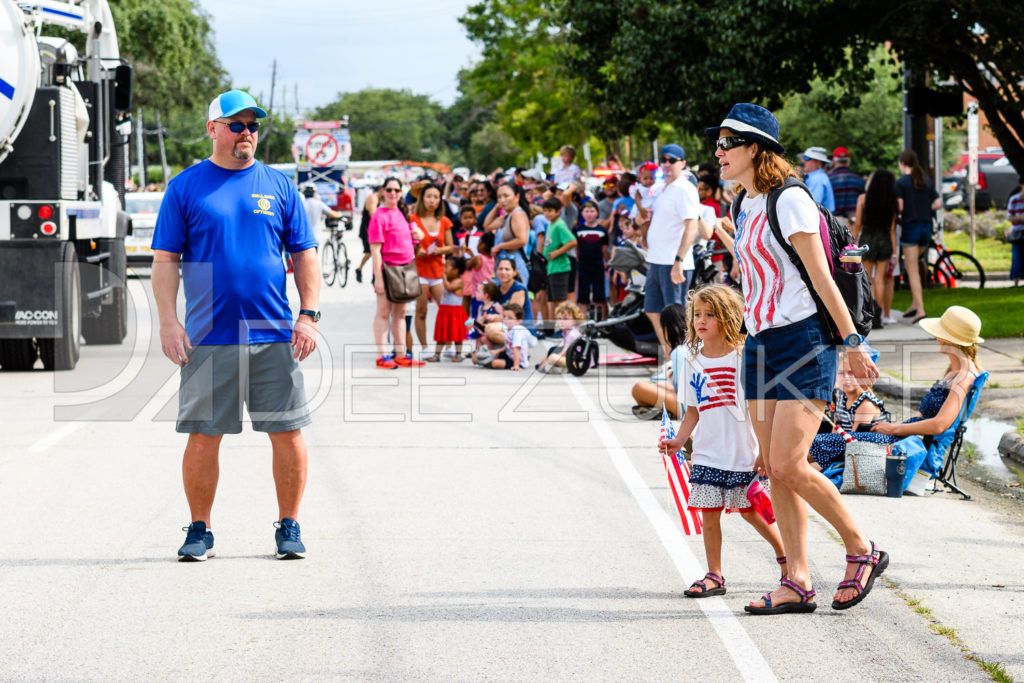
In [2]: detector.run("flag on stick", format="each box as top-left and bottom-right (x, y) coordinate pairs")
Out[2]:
(660, 408), (703, 535)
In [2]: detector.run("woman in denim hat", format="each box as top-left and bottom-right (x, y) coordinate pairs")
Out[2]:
(706, 103), (886, 614)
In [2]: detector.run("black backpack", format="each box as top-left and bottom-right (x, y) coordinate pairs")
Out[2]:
(731, 177), (874, 344)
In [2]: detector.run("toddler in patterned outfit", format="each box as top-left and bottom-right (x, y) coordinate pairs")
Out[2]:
(659, 285), (787, 599)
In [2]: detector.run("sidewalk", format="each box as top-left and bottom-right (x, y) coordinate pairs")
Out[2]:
(866, 308), (1024, 422)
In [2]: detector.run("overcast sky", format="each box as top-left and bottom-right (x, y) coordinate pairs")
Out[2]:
(203, 0), (481, 115)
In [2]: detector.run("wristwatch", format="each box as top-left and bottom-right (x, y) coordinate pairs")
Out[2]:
(674, 255), (684, 263)
(298, 309), (321, 322)
(843, 333), (865, 347)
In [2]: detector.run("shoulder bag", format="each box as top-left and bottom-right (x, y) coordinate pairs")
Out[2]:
(840, 440), (889, 496)
(382, 261), (420, 303)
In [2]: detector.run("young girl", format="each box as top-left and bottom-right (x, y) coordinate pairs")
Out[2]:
(465, 231), (495, 318)
(429, 256), (468, 363)
(659, 285), (787, 601)
(468, 280), (503, 355)
(535, 301), (585, 373)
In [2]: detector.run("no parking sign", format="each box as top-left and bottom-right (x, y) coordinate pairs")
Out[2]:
(305, 133), (339, 167)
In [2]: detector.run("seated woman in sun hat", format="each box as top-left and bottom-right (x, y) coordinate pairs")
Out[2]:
(809, 305), (983, 464)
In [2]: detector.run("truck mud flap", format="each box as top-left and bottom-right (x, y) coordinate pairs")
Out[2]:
(0, 241), (67, 339)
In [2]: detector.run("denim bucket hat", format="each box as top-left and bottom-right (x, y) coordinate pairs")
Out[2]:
(705, 103), (784, 154)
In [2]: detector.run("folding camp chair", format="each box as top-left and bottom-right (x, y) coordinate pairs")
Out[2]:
(896, 371), (989, 500)
(930, 371), (989, 500)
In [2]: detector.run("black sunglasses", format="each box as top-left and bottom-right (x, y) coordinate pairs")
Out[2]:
(383, 187), (402, 194)
(215, 120), (260, 134)
(659, 155), (680, 164)
(715, 136), (750, 151)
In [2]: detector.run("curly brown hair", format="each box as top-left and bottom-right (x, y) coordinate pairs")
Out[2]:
(685, 284), (746, 357)
(748, 146), (799, 195)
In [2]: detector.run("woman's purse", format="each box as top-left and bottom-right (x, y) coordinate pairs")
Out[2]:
(382, 262), (420, 303)
(840, 440), (889, 496)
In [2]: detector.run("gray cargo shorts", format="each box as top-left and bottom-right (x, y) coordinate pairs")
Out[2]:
(176, 343), (312, 435)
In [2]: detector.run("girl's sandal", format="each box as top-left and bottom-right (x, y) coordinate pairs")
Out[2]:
(426, 355), (441, 363)
(831, 540), (889, 610)
(451, 356), (464, 363)
(684, 572), (726, 598)
(744, 578), (817, 614)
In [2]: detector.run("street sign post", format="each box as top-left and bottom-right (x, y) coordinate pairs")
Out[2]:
(967, 102), (979, 255)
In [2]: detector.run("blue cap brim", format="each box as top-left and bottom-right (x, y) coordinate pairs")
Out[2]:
(222, 104), (268, 119)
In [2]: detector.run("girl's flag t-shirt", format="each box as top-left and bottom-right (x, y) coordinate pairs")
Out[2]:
(152, 160), (316, 345)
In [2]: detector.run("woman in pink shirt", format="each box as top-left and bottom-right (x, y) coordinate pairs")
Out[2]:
(369, 177), (425, 368)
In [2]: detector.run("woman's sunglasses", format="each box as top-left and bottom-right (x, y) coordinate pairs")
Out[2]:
(715, 136), (751, 151)
(215, 120), (260, 134)
(384, 187), (402, 194)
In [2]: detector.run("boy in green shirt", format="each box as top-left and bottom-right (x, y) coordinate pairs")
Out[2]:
(542, 196), (578, 313)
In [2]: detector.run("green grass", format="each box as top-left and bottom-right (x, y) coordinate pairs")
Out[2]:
(891, 288), (1024, 339)
(944, 233), (1013, 273)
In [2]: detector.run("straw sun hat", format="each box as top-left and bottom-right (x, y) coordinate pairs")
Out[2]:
(917, 306), (985, 346)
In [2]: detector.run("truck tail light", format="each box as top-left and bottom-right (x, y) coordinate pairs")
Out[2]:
(40, 222), (57, 236)
(38, 205), (54, 220)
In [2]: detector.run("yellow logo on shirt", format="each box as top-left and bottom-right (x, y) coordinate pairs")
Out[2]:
(252, 194), (276, 216)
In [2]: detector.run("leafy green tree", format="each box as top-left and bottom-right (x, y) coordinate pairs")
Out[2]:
(563, 1), (1024, 172)
(109, 0), (227, 112)
(469, 123), (521, 172)
(459, 0), (595, 162)
(775, 48), (903, 175)
(312, 89), (446, 161)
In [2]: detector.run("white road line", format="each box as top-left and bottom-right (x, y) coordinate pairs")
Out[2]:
(564, 376), (777, 683)
(28, 421), (84, 453)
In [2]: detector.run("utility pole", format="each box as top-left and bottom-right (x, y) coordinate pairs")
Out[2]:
(135, 107), (145, 188)
(294, 83), (299, 118)
(154, 108), (170, 187)
(264, 59), (277, 163)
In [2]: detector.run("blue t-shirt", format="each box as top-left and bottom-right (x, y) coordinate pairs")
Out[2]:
(805, 168), (836, 212)
(152, 160), (316, 345)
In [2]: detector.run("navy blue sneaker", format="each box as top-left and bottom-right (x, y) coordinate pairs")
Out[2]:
(178, 521), (214, 562)
(274, 518), (306, 560)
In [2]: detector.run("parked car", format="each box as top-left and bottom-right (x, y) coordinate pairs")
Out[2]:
(942, 152), (1019, 211)
(124, 191), (164, 265)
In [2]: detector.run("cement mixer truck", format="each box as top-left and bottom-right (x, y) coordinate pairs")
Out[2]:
(0, 0), (132, 370)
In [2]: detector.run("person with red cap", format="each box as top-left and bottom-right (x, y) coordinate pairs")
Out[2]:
(828, 146), (866, 226)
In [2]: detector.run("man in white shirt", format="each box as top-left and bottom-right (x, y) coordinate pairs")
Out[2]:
(302, 184), (342, 245)
(644, 144), (701, 356)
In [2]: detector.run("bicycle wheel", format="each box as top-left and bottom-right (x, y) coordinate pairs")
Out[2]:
(934, 250), (985, 289)
(337, 240), (350, 287)
(321, 240), (337, 286)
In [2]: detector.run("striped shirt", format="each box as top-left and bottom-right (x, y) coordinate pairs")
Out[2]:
(827, 166), (866, 217)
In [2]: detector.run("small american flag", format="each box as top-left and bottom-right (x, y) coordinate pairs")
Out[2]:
(660, 408), (703, 535)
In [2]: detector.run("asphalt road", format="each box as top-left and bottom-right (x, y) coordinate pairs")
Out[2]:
(1, 233), (1019, 680)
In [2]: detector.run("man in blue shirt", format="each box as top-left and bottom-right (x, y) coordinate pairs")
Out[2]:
(802, 146), (836, 212)
(152, 89), (320, 562)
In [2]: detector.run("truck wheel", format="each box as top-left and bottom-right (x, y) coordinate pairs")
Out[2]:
(39, 243), (82, 371)
(0, 339), (38, 371)
(82, 238), (128, 344)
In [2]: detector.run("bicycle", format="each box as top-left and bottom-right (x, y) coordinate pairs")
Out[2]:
(896, 229), (985, 290)
(321, 217), (350, 287)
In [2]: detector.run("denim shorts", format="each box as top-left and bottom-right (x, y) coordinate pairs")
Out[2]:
(742, 315), (837, 402)
(900, 221), (932, 247)
(644, 263), (693, 314)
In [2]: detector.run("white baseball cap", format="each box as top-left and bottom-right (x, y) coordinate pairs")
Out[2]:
(208, 89), (268, 121)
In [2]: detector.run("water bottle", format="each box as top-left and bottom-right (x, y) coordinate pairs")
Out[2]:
(745, 477), (775, 525)
(885, 452), (907, 498)
(840, 244), (868, 274)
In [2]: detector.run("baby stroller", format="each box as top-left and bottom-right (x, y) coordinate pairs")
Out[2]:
(565, 241), (659, 376)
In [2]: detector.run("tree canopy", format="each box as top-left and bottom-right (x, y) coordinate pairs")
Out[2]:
(562, 0), (1024, 170)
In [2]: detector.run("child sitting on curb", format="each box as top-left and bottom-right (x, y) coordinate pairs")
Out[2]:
(489, 303), (535, 371)
(536, 301), (585, 374)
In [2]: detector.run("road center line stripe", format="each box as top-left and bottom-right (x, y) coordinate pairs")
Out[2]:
(564, 375), (777, 683)
(29, 421), (84, 453)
